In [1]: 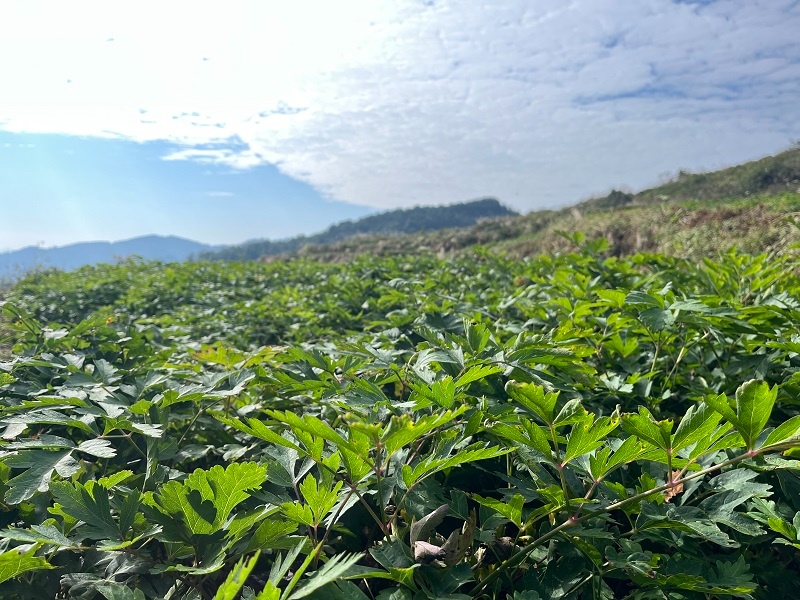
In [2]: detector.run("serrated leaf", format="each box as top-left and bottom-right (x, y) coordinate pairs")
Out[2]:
(589, 436), (648, 479)
(638, 307), (675, 332)
(455, 364), (503, 388)
(381, 408), (467, 456)
(298, 473), (343, 525)
(149, 462), (267, 538)
(672, 404), (723, 453)
(246, 518), (300, 552)
(4, 449), (79, 504)
(472, 494), (524, 527)
(266, 410), (360, 456)
(422, 377), (457, 409)
(1, 523), (75, 548)
(0, 547), (54, 585)
(50, 480), (122, 540)
(491, 422), (551, 459)
(553, 399), (588, 428)
(77, 438), (117, 458)
(215, 552), (261, 600)
(763, 414), (800, 447)
(506, 381), (559, 425)
(563, 413), (619, 464)
(216, 415), (304, 453)
(734, 380), (777, 450)
(402, 444), (511, 488)
(98, 470), (134, 489)
(625, 291), (663, 308)
(289, 551), (363, 599)
(620, 408), (672, 450)
(96, 584), (147, 600)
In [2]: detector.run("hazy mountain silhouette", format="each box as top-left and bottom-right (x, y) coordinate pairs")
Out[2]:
(0, 235), (221, 279)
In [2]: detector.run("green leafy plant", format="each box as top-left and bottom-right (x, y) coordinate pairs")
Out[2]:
(1, 248), (799, 599)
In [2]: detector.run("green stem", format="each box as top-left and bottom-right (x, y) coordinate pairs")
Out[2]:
(548, 422), (572, 517)
(470, 443), (795, 597)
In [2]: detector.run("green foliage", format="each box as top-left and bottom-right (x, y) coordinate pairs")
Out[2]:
(1, 249), (800, 598)
(200, 198), (516, 261)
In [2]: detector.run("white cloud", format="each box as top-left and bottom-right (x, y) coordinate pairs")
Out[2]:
(1, 0), (798, 211)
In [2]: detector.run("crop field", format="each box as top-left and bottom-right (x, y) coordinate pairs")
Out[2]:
(1, 243), (800, 599)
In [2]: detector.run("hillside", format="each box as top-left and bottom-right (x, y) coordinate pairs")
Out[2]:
(267, 147), (800, 262)
(0, 235), (221, 280)
(199, 197), (516, 261)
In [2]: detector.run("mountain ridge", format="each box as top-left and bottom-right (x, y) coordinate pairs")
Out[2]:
(0, 235), (221, 280)
(199, 197), (517, 261)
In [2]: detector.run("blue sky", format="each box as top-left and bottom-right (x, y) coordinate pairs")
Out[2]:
(1, 0), (799, 250)
(0, 131), (372, 250)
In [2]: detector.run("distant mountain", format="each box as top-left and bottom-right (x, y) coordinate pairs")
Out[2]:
(201, 197), (517, 261)
(0, 235), (221, 280)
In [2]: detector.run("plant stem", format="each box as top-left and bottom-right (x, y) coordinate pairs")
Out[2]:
(470, 443), (795, 597)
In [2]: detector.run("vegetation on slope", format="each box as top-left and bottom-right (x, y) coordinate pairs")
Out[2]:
(200, 197), (516, 261)
(631, 145), (800, 205)
(273, 193), (800, 263)
(1, 250), (800, 598)
(245, 147), (800, 263)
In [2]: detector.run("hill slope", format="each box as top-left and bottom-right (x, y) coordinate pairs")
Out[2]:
(200, 197), (516, 261)
(0, 235), (220, 280)
(268, 147), (800, 262)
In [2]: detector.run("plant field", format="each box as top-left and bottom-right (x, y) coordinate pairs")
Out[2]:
(1, 244), (800, 599)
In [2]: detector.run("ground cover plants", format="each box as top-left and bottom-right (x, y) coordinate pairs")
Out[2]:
(1, 241), (800, 599)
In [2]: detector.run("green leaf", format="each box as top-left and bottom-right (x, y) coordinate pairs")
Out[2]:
(734, 380), (777, 450)
(77, 438), (117, 458)
(563, 413), (619, 464)
(246, 518), (300, 552)
(96, 584), (147, 600)
(703, 392), (737, 424)
(506, 381), (560, 425)
(589, 436), (649, 479)
(472, 494), (524, 527)
(187, 462), (267, 525)
(1, 523), (75, 548)
(149, 462), (266, 538)
(289, 551), (363, 599)
(215, 552), (261, 600)
(216, 415), (304, 453)
(381, 408), (468, 456)
(93, 358), (122, 385)
(764, 414), (800, 447)
(402, 444), (511, 488)
(50, 480), (122, 541)
(638, 307), (675, 332)
(97, 470), (134, 489)
(266, 410), (361, 455)
(0, 547), (54, 585)
(491, 422), (551, 459)
(3, 449), (79, 504)
(625, 291), (663, 308)
(672, 404), (723, 453)
(298, 473), (343, 525)
(455, 364), (503, 388)
(596, 289), (627, 308)
(620, 408), (672, 450)
(553, 399), (588, 428)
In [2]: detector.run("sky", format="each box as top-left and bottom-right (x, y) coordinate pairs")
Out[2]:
(1, 0), (799, 250)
